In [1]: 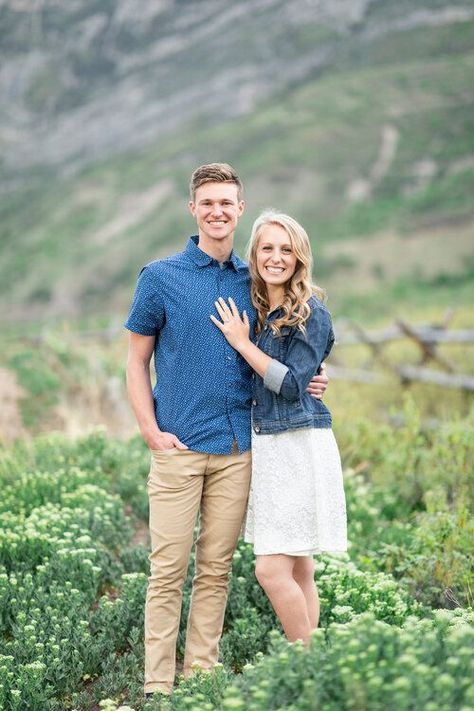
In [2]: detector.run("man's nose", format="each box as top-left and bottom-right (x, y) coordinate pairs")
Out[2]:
(211, 203), (223, 215)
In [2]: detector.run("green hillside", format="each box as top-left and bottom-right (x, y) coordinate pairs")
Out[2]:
(0, 12), (473, 321)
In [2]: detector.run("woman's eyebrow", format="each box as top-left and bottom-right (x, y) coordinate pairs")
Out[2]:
(260, 242), (292, 248)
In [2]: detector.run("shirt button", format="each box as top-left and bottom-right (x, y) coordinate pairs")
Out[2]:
(252, 399), (257, 406)
(226, 355), (232, 360)
(264, 324), (268, 330)
(254, 425), (260, 433)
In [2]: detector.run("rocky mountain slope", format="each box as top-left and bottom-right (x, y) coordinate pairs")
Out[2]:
(0, 0), (473, 321)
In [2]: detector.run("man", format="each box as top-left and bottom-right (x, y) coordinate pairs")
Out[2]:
(125, 163), (328, 697)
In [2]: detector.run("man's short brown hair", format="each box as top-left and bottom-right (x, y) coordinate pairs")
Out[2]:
(189, 163), (243, 201)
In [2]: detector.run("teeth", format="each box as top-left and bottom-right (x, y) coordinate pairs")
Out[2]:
(266, 267), (284, 273)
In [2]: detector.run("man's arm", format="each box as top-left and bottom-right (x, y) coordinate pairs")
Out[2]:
(126, 332), (187, 451)
(306, 361), (328, 400)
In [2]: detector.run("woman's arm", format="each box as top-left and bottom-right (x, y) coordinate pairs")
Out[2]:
(210, 297), (332, 402)
(273, 306), (333, 401)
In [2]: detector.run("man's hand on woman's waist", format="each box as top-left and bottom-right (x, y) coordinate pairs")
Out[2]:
(306, 362), (328, 400)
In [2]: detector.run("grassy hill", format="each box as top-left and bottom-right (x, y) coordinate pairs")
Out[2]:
(0, 6), (473, 322)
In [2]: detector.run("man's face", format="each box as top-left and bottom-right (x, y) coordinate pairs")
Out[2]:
(189, 182), (245, 244)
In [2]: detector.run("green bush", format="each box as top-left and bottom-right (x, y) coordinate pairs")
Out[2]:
(0, 421), (472, 710)
(0, 435), (150, 711)
(339, 400), (474, 512)
(188, 611), (473, 711)
(375, 499), (474, 608)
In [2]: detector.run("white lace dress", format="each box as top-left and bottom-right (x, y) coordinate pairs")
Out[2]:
(244, 427), (347, 556)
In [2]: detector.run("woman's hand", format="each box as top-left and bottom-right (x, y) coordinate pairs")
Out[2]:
(210, 297), (250, 351)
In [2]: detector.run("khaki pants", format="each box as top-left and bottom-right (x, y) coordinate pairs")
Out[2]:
(144, 446), (251, 695)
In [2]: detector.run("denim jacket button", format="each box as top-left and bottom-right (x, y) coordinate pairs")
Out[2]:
(252, 399), (257, 406)
(254, 425), (261, 433)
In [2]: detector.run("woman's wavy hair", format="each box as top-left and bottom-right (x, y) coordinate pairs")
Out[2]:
(247, 210), (325, 336)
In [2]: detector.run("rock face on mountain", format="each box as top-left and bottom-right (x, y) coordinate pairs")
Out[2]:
(2, 0), (470, 178)
(0, 0), (473, 321)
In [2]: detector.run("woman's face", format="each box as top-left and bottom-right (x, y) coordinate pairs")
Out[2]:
(255, 224), (298, 287)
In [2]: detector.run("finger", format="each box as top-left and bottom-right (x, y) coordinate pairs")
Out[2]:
(217, 297), (232, 318)
(243, 310), (249, 327)
(174, 437), (189, 450)
(320, 361), (326, 371)
(210, 314), (224, 330)
(214, 301), (228, 320)
(228, 297), (241, 319)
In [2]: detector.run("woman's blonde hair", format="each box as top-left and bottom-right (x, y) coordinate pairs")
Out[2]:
(246, 210), (325, 336)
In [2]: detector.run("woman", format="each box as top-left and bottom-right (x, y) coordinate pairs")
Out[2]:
(210, 210), (347, 644)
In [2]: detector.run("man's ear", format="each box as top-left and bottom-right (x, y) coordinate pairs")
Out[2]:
(188, 200), (196, 217)
(238, 200), (245, 216)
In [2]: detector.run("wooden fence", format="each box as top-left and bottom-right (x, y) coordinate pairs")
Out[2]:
(4, 313), (474, 392)
(329, 313), (474, 392)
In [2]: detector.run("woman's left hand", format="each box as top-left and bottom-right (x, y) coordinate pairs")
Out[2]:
(210, 297), (250, 351)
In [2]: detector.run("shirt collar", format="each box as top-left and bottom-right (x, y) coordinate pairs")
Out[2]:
(185, 235), (247, 271)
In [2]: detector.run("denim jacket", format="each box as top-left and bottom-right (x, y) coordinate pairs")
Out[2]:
(252, 295), (335, 435)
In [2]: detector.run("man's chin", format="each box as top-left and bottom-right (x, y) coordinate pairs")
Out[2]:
(205, 231), (233, 241)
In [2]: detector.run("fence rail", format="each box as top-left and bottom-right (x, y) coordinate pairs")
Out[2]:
(333, 313), (474, 392)
(3, 313), (473, 392)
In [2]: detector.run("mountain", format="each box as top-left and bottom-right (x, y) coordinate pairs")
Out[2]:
(0, 0), (473, 321)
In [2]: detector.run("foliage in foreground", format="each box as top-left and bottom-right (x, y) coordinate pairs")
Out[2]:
(99, 610), (474, 711)
(0, 406), (472, 709)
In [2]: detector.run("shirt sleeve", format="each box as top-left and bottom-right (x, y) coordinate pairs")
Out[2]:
(264, 303), (334, 401)
(124, 265), (165, 336)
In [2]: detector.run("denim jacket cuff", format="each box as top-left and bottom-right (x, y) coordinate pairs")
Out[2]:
(264, 358), (289, 394)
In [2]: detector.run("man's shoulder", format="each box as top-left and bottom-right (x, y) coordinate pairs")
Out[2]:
(141, 249), (188, 274)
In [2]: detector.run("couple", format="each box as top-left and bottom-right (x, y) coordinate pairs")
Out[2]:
(125, 163), (347, 698)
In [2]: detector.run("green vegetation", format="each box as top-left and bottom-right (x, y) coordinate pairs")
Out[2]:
(0, 398), (472, 709)
(0, 6), (473, 708)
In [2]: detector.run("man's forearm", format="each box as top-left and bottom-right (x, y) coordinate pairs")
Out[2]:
(126, 359), (161, 442)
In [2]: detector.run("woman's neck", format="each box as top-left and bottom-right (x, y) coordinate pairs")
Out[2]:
(267, 286), (285, 313)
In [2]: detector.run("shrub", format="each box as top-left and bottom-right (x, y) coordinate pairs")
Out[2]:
(216, 610), (474, 711)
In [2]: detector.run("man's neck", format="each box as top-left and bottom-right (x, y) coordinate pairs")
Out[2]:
(197, 234), (234, 263)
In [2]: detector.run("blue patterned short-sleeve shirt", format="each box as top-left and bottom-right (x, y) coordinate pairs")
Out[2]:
(125, 236), (256, 454)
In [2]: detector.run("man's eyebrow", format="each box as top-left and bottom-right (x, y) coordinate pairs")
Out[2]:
(198, 198), (236, 204)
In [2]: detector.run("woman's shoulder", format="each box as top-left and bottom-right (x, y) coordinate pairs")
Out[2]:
(307, 294), (331, 319)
